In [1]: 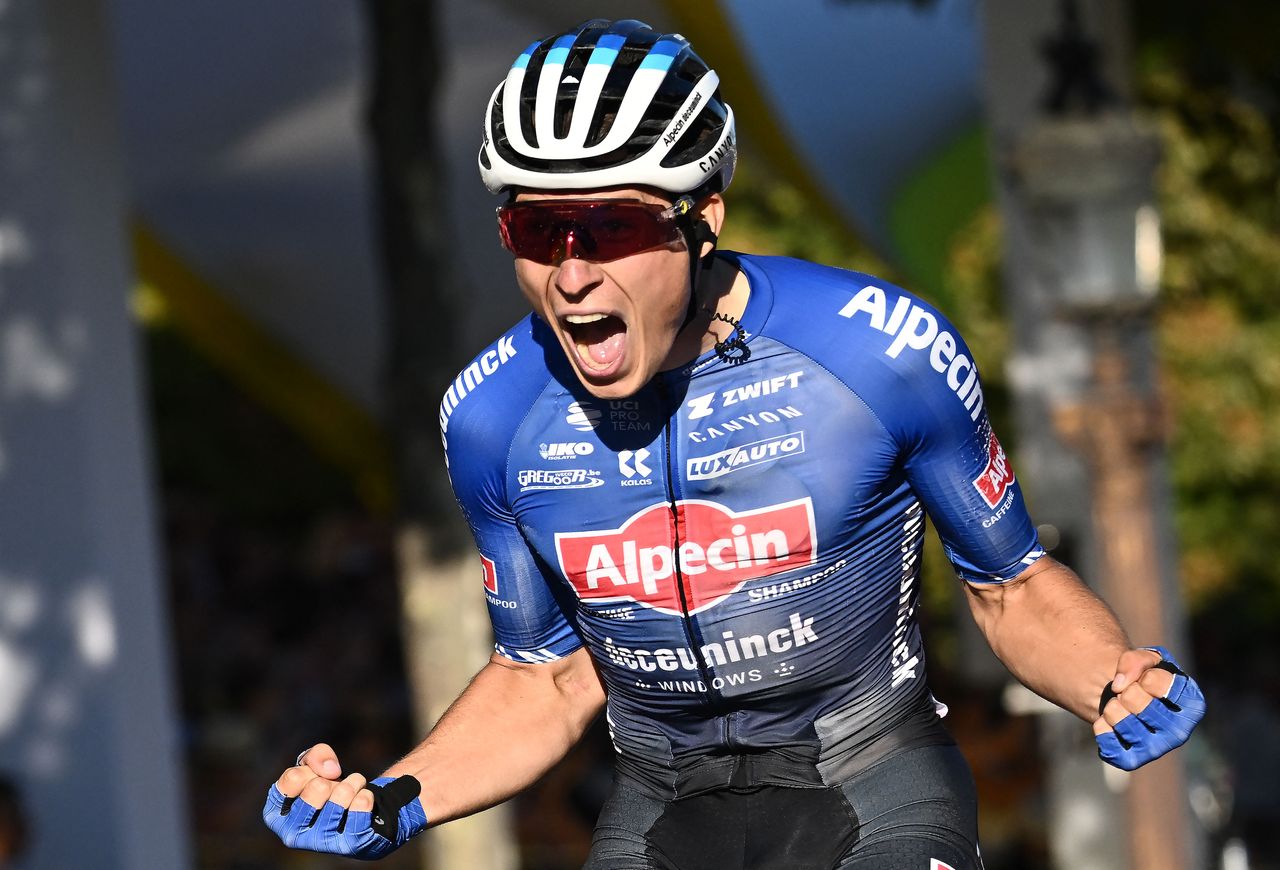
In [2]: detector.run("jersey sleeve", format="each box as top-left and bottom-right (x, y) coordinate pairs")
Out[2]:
(440, 338), (584, 663)
(880, 304), (1044, 583)
(826, 280), (1046, 583)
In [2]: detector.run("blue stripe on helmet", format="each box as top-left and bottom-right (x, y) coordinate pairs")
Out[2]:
(545, 33), (579, 68)
(512, 40), (540, 70)
(587, 33), (627, 66)
(638, 39), (680, 71)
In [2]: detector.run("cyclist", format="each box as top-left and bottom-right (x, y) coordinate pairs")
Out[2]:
(265, 19), (1204, 868)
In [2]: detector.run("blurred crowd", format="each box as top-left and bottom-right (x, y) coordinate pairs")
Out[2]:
(162, 490), (419, 869)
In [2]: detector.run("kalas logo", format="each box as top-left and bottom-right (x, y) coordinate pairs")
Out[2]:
(973, 429), (1015, 508)
(554, 498), (817, 616)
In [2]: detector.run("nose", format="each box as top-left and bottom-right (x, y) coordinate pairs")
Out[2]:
(555, 252), (602, 299)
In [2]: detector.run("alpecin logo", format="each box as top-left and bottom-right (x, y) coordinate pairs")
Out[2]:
(973, 429), (1015, 509)
(554, 498), (817, 616)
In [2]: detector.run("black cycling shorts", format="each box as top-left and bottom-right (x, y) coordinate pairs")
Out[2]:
(584, 744), (983, 870)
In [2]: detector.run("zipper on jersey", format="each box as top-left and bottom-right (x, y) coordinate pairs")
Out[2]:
(654, 375), (721, 708)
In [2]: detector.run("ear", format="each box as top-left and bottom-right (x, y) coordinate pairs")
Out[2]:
(694, 193), (726, 257)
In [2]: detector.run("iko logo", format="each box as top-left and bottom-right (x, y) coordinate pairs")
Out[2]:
(566, 401), (602, 431)
(517, 468), (604, 492)
(687, 432), (804, 481)
(554, 498), (817, 616)
(973, 429), (1015, 509)
(837, 285), (984, 421)
(619, 448), (653, 486)
(539, 441), (594, 461)
(931, 861), (957, 870)
(686, 371), (804, 421)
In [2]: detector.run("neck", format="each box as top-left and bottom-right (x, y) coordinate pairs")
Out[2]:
(662, 256), (750, 370)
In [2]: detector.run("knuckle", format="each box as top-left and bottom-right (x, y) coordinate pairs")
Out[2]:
(278, 767), (312, 793)
(352, 788), (376, 812)
(1142, 669), (1174, 694)
(300, 778), (333, 805)
(1120, 684), (1149, 706)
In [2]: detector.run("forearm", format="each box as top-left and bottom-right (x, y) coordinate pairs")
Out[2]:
(382, 647), (606, 824)
(966, 556), (1129, 721)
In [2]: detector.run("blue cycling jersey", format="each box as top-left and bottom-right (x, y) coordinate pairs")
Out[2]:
(439, 253), (1045, 796)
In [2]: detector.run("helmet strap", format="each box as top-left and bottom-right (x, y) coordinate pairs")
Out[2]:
(669, 194), (744, 361)
(673, 194), (720, 329)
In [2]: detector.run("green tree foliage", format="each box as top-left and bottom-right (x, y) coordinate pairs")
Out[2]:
(1134, 42), (1280, 634)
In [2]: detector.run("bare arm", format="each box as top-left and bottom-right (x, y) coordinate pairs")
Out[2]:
(964, 555), (1135, 722)
(379, 646), (606, 824)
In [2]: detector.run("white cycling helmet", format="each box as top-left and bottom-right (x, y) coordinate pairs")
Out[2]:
(479, 19), (736, 197)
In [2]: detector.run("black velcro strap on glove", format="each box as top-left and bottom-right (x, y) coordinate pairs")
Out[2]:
(367, 775), (421, 841)
(1097, 681), (1118, 718)
(1098, 659), (1185, 716)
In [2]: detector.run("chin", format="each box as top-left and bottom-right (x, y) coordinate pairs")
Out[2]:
(572, 364), (648, 401)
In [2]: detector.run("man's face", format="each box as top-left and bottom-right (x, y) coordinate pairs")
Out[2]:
(509, 188), (693, 401)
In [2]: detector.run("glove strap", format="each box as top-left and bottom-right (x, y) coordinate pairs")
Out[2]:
(367, 775), (422, 841)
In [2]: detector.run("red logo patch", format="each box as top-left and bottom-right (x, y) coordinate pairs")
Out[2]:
(480, 554), (498, 595)
(554, 498), (817, 616)
(973, 430), (1015, 509)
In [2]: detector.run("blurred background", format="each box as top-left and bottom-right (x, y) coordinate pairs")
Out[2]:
(1, 0), (1277, 867)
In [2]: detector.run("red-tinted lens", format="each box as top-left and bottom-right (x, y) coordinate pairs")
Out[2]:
(496, 200), (685, 265)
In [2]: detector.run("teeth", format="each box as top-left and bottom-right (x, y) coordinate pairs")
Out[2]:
(565, 313), (608, 325)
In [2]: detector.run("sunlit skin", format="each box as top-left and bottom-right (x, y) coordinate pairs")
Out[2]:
(511, 186), (749, 400)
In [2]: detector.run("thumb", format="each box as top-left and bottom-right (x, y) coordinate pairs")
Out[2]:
(300, 742), (343, 780)
(1110, 648), (1162, 693)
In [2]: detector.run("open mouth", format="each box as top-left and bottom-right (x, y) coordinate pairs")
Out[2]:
(563, 312), (628, 375)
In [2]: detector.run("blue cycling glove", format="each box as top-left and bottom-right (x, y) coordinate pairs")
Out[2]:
(1095, 646), (1206, 772)
(263, 774), (428, 860)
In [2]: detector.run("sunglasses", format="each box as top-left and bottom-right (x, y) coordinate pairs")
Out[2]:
(496, 198), (691, 265)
